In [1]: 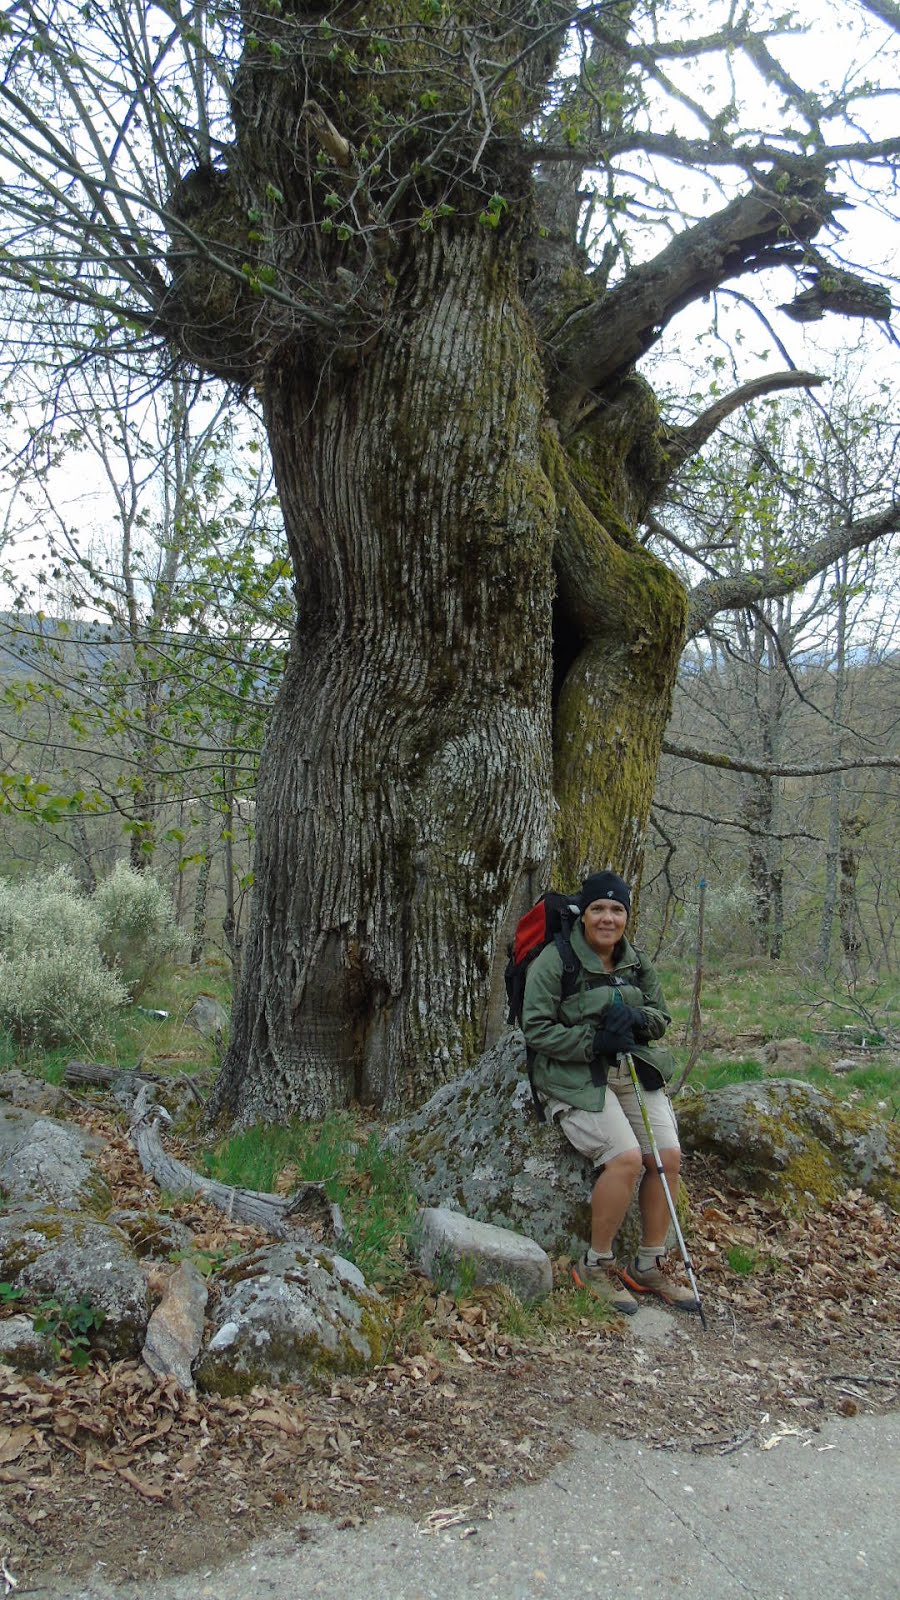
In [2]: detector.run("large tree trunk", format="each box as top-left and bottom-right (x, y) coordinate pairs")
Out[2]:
(542, 399), (688, 887)
(212, 234), (556, 1122)
(212, 238), (692, 1122)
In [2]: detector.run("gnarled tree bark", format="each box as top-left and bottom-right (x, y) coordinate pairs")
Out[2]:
(6, 4), (893, 1120)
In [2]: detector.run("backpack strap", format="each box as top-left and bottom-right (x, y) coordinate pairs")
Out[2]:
(525, 1047), (546, 1122)
(526, 926), (582, 1123)
(553, 928), (581, 1003)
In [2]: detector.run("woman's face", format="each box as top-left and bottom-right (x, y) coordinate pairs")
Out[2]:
(582, 896), (628, 954)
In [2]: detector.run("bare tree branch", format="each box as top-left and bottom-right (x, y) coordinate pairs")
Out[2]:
(548, 171), (838, 422)
(530, 131), (900, 170)
(652, 798), (818, 841)
(687, 501), (900, 636)
(662, 740), (900, 776)
(660, 371), (825, 483)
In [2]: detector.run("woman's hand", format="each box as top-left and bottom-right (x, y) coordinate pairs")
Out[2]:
(592, 1007), (638, 1062)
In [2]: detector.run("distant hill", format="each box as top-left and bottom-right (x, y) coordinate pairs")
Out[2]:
(0, 611), (123, 682)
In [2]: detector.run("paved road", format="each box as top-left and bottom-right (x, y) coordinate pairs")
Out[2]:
(41, 1411), (900, 1600)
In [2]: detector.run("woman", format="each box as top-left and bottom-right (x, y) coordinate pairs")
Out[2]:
(521, 870), (698, 1315)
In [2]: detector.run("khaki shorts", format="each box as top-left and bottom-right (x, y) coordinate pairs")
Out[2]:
(543, 1058), (679, 1166)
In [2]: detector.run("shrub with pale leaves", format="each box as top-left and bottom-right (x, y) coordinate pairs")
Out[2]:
(0, 872), (127, 1048)
(667, 881), (758, 959)
(0, 948), (127, 1049)
(92, 862), (187, 998)
(0, 867), (101, 957)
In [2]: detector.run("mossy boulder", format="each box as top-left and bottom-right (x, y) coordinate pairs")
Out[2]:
(386, 1032), (596, 1256)
(194, 1243), (391, 1396)
(0, 1207), (151, 1360)
(677, 1079), (900, 1210)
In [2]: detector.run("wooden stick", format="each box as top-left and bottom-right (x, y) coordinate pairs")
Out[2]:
(127, 1087), (344, 1242)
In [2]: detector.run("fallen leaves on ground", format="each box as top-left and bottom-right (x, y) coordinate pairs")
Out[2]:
(1, 1116), (898, 1590)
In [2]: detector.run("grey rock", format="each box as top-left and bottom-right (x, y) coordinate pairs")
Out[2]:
(142, 1261), (208, 1391)
(677, 1078), (900, 1207)
(386, 1032), (596, 1256)
(0, 1070), (62, 1112)
(0, 1104), (37, 1164)
(0, 1112), (110, 1211)
(0, 1207), (151, 1359)
(195, 1243), (391, 1395)
(183, 995), (229, 1038)
(413, 1206), (552, 1301)
(0, 1313), (54, 1372)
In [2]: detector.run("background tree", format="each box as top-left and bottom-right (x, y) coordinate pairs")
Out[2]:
(644, 383), (900, 970)
(0, 365), (289, 954)
(2, 2), (900, 1120)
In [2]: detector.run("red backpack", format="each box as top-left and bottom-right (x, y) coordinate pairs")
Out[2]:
(504, 891), (582, 1119)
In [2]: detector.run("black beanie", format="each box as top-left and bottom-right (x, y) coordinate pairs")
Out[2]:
(579, 871), (631, 915)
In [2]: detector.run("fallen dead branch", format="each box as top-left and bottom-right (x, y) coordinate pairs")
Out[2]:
(127, 1086), (344, 1242)
(64, 1060), (208, 1106)
(66, 1060), (165, 1089)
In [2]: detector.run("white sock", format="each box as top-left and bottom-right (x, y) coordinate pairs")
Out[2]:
(586, 1247), (614, 1265)
(637, 1245), (665, 1271)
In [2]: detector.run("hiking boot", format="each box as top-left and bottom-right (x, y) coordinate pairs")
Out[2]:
(620, 1253), (700, 1312)
(572, 1256), (639, 1316)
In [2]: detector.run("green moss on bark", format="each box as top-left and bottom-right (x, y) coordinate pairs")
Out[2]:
(541, 424), (688, 881)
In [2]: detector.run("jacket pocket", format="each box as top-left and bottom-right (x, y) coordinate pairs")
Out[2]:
(559, 989), (614, 1025)
(632, 1041), (677, 1085)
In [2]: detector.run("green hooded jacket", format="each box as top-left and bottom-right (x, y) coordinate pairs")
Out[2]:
(520, 920), (675, 1112)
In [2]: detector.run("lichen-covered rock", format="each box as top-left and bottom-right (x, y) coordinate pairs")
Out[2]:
(0, 1313), (53, 1373)
(0, 1112), (110, 1212)
(677, 1079), (900, 1209)
(194, 1243), (391, 1395)
(0, 1071), (63, 1113)
(413, 1206), (553, 1300)
(0, 1104), (36, 1165)
(385, 1032), (595, 1255)
(0, 1207), (151, 1359)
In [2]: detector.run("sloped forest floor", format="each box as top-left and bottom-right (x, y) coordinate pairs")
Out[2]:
(1, 1107), (898, 1593)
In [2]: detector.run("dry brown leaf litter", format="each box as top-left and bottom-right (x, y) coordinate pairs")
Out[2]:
(1, 1113), (897, 1590)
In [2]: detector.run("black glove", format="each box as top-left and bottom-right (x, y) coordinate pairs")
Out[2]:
(619, 1004), (652, 1044)
(592, 1006), (637, 1063)
(597, 1002), (652, 1043)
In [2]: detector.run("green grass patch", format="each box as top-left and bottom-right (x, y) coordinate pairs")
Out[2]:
(725, 1244), (759, 1275)
(0, 1032), (74, 1085)
(803, 1061), (900, 1117)
(0, 959), (233, 1085)
(694, 1057), (765, 1091)
(202, 1112), (419, 1289)
(661, 957), (898, 1115)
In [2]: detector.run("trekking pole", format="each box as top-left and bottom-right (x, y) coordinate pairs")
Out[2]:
(624, 1054), (707, 1330)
